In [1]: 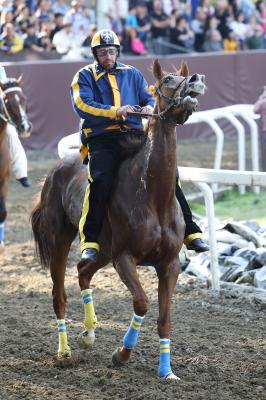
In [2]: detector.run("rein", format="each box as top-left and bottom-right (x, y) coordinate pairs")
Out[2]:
(127, 76), (188, 120)
(0, 86), (22, 126)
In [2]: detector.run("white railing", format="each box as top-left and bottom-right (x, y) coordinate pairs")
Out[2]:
(186, 104), (260, 194)
(179, 167), (266, 291)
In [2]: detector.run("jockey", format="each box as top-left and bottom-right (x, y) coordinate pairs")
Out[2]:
(70, 29), (208, 264)
(0, 65), (31, 187)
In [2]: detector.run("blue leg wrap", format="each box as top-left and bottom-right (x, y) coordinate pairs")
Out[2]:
(158, 339), (172, 378)
(0, 223), (4, 241)
(123, 314), (144, 350)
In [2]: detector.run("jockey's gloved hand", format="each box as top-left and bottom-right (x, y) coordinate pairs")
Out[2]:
(141, 106), (153, 115)
(116, 105), (135, 118)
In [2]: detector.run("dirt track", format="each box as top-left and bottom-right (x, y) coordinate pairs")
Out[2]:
(0, 149), (265, 400)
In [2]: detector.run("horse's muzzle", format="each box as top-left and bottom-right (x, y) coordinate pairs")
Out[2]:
(187, 74), (206, 97)
(18, 121), (32, 138)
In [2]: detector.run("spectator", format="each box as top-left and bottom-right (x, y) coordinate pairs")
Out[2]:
(15, 4), (32, 34)
(135, 1), (150, 47)
(191, 6), (207, 51)
(23, 21), (44, 51)
(200, 0), (215, 18)
(238, 0), (256, 21)
(150, 0), (171, 54)
(50, 12), (64, 40)
(170, 15), (194, 50)
(34, 0), (53, 23)
(203, 28), (223, 51)
(215, 0), (231, 39)
(0, 22), (23, 53)
(256, 0), (266, 38)
(124, 6), (147, 55)
(245, 14), (264, 49)
(52, 15), (83, 57)
(0, 8), (14, 33)
(229, 10), (248, 49)
(223, 28), (239, 51)
(37, 19), (53, 50)
(52, 0), (69, 16)
(65, 0), (91, 41)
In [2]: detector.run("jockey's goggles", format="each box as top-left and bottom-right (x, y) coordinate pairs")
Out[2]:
(96, 47), (117, 57)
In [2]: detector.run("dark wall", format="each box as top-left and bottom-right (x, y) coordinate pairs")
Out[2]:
(3, 51), (266, 150)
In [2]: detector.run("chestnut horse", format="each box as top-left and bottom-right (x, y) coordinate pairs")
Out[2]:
(31, 60), (205, 379)
(0, 77), (32, 248)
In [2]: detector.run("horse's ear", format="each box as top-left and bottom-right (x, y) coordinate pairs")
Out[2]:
(180, 61), (189, 77)
(17, 75), (23, 85)
(152, 59), (163, 81)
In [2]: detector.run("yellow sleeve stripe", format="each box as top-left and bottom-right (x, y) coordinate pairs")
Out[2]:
(72, 72), (117, 119)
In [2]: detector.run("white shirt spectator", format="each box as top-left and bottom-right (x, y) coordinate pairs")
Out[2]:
(52, 21), (83, 54)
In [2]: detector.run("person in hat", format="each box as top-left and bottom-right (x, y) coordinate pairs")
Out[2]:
(70, 29), (208, 263)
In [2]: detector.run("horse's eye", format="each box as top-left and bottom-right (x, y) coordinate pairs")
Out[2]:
(164, 76), (172, 84)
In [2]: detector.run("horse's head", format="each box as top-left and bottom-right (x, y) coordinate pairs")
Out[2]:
(152, 59), (206, 125)
(0, 76), (32, 137)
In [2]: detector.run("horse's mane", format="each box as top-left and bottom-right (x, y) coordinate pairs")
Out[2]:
(1, 78), (20, 90)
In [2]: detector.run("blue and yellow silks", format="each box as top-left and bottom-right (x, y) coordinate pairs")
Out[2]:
(70, 61), (154, 142)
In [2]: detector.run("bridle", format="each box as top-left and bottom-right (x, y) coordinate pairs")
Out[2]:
(0, 86), (23, 127)
(154, 75), (188, 119)
(128, 75), (189, 120)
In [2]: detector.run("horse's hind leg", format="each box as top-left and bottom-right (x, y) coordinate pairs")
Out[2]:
(157, 260), (180, 380)
(112, 253), (149, 365)
(50, 231), (76, 359)
(77, 251), (110, 349)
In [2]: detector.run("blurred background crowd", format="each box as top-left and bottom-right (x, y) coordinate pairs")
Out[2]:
(0, 0), (266, 60)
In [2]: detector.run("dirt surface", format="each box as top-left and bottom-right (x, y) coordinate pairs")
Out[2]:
(0, 145), (265, 400)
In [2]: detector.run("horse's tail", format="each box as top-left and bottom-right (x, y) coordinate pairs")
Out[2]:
(31, 191), (52, 269)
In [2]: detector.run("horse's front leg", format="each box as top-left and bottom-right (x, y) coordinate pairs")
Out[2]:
(112, 253), (149, 365)
(157, 259), (180, 380)
(0, 196), (7, 251)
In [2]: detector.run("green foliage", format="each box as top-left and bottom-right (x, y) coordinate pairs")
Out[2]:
(189, 188), (266, 225)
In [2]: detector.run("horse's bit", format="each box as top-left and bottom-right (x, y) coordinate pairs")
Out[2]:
(128, 76), (189, 120)
(0, 86), (23, 126)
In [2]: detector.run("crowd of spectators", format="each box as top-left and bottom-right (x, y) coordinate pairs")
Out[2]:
(0, 0), (265, 60)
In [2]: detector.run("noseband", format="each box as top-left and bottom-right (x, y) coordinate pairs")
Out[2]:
(0, 86), (23, 126)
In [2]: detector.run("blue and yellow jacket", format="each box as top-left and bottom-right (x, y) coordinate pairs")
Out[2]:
(70, 61), (154, 141)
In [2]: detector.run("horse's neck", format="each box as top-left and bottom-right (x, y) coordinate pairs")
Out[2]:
(142, 119), (177, 207)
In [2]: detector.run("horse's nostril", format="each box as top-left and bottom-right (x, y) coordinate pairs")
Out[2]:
(189, 74), (198, 83)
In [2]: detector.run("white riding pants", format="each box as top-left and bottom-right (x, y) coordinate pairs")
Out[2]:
(6, 123), (28, 180)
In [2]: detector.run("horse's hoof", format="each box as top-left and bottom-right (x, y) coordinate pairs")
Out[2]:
(162, 372), (181, 381)
(78, 329), (95, 349)
(57, 349), (71, 359)
(111, 348), (128, 367)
